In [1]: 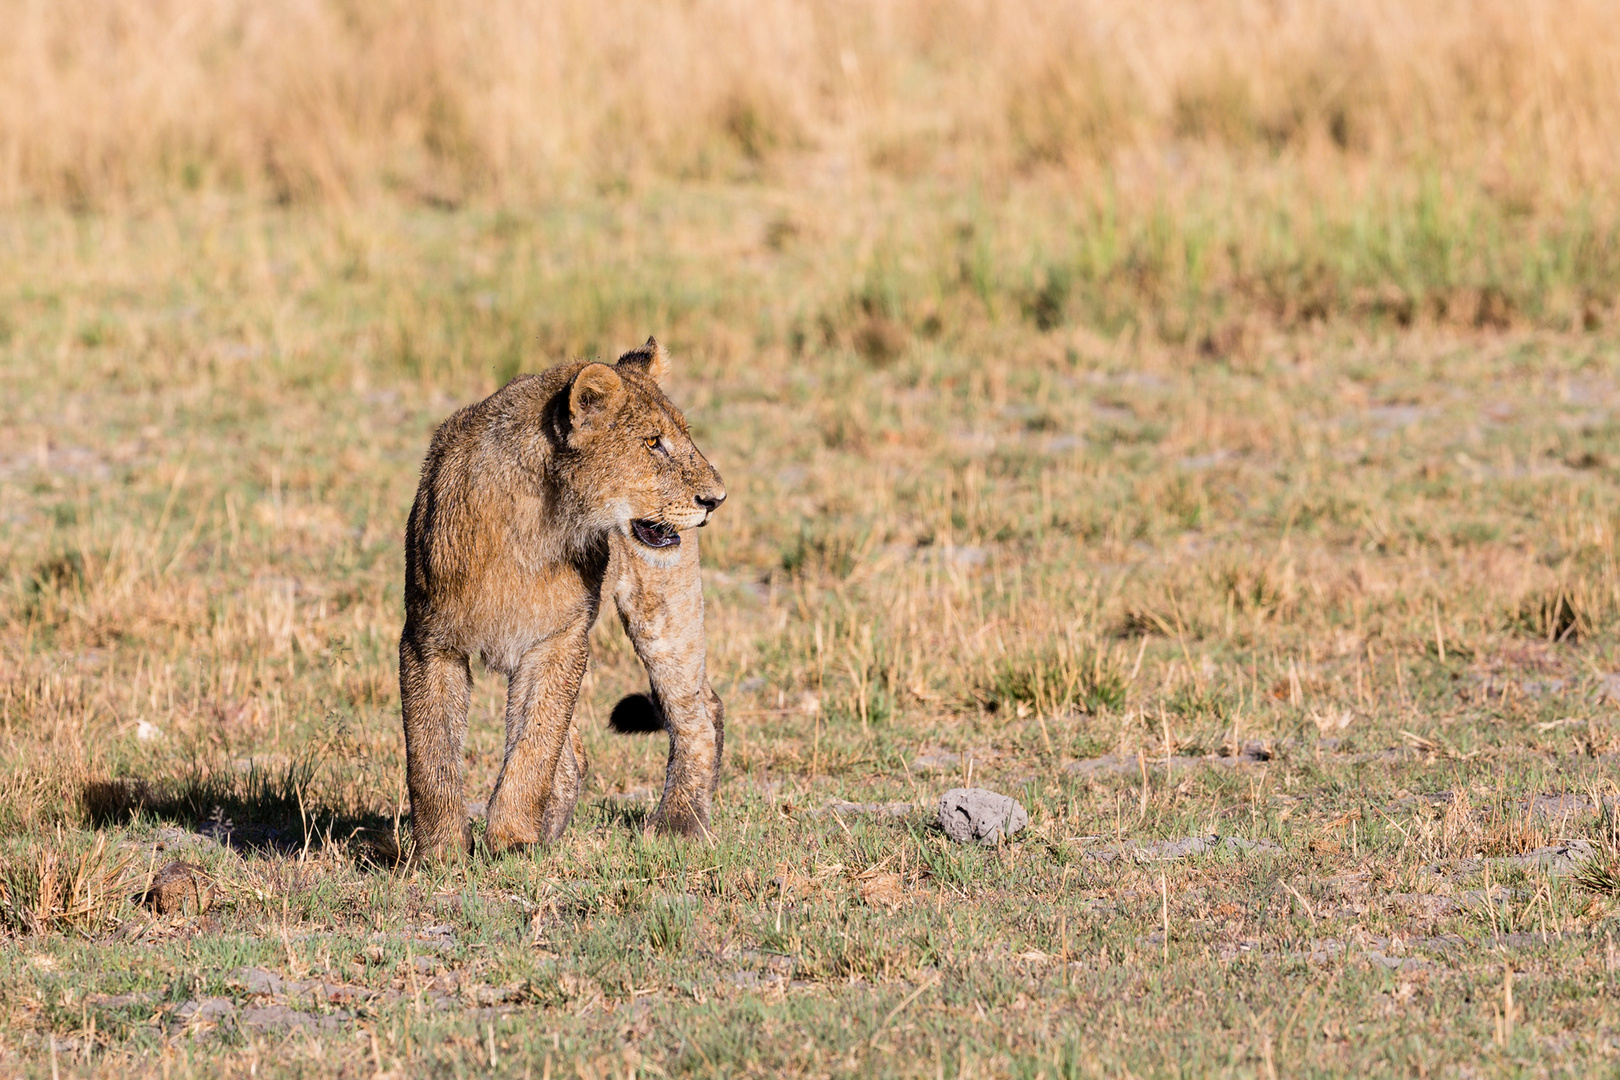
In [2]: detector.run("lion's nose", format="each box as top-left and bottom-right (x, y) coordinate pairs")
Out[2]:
(695, 491), (725, 512)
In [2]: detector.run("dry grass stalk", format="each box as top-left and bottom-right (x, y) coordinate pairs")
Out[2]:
(0, 831), (136, 935)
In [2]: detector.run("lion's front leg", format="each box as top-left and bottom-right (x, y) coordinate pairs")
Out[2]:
(486, 622), (591, 852)
(613, 531), (722, 839)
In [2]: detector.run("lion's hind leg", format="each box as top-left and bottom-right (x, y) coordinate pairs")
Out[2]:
(536, 723), (588, 840)
(399, 634), (474, 861)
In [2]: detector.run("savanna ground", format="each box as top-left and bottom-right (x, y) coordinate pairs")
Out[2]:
(4, 2), (1620, 1077)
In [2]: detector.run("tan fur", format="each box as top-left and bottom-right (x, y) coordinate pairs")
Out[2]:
(400, 339), (726, 859)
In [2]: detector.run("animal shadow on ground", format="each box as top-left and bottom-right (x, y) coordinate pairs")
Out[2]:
(81, 756), (401, 867)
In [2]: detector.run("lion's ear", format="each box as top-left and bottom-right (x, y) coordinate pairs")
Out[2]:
(568, 363), (624, 440)
(615, 336), (671, 385)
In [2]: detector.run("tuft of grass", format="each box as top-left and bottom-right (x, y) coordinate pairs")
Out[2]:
(1576, 855), (1620, 896)
(1514, 590), (1584, 643)
(0, 832), (136, 936)
(985, 640), (1127, 717)
(646, 900), (693, 954)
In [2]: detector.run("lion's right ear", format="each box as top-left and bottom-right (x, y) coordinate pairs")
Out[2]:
(568, 363), (624, 442)
(615, 336), (671, 385)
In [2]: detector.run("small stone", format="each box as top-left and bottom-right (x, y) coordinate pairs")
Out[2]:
(937, 788), (1028, 845)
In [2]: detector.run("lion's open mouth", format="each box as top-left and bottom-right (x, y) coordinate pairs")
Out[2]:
(630, 519), (681, 548)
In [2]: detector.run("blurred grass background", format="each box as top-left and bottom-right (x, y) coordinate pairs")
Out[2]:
(5, 0), (1620, 204)
(4, 0), (1618, 333)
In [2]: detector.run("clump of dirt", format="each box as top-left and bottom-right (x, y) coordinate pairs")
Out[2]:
(938, 788), (1028, 845)
(140, 860), (212, 915)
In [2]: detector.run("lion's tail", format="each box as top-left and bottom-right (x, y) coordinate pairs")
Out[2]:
(608, 692), (665, 733)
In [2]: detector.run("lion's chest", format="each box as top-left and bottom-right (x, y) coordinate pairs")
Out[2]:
(445, 561), (601, 677)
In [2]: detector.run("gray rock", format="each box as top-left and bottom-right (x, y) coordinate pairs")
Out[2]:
(725, 970), (782, 990)
(239, 1004), (351, 1031)
(232, 966), (374, 1005)
(1598, 673), (1620, 703)
(1521, 793), (1612, 821)
(938, 788), (1027, 845)
(173, 997), (236, 1024)
(1499, 841), (1596, 876)
(234, 967), (286, 996)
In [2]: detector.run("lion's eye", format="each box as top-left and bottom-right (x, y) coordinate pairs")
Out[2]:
(644, 435), (662, 452)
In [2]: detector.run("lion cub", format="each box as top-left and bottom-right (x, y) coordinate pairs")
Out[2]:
(400, 339), (726, 859)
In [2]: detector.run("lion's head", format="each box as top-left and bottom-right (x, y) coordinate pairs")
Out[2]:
(562, 338), (726, 566)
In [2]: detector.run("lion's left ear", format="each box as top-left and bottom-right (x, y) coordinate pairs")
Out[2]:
(615, 336), (671, 385)
(568, 363), (625, 444)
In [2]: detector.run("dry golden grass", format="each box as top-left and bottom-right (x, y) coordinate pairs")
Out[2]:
(2, 0), (1619, 207)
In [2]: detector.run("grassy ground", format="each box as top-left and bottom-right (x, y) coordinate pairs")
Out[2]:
(2, 168), (1620, 1077)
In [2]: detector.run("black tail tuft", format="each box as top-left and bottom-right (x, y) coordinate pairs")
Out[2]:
(609, 692), (665, 733)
